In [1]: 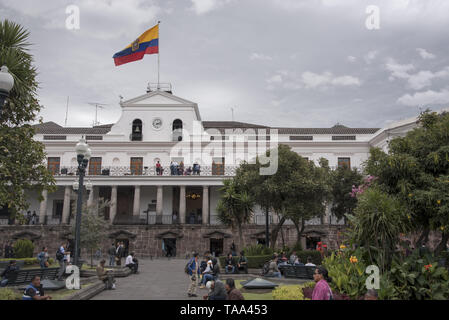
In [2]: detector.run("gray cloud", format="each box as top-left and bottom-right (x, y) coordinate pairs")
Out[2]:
(1, 0), (449, 129)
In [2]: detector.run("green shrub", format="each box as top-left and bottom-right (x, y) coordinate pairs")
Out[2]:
(12, 239), (34, 258)
(272, 282), (314, 300)
(0, 288), (21, 300)
(219, 255), (272, 269)
(0, 257), (55, 266)
(241, 244), (273, 256)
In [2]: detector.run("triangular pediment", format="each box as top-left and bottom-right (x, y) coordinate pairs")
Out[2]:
(121, 91), (197, 107)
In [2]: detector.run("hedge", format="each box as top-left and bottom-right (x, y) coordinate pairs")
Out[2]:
(0, 258), (55, 266)
(218, 250), (322, 269)
(0, 288), (20, 300)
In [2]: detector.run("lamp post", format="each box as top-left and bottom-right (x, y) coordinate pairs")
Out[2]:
(73, 138), (91, 267)
(0, 66), (14, 111)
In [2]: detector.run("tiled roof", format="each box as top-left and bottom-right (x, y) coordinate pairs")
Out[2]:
(33, 122), (113, 134)
(275, 128), (380, 134)
(202, 121), (269, 128)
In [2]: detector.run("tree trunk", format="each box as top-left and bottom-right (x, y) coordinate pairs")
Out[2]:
(415, 227), (429, 249)
(435, 232), (449, 257)
(270, 216), (286, 249)
(293, 219), (305, 248)
(238, 224), (245, 250)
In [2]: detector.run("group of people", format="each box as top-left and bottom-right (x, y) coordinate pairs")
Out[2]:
(224, 252), (248, 274)
(185, 252), (244, 300)
(108, 242), (126, 266)
(169, 161), (201, 176)
(24, 211), (38, 225)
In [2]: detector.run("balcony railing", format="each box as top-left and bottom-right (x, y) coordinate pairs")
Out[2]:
(113, 215), (174, 225)
(54, 165), (237, 177)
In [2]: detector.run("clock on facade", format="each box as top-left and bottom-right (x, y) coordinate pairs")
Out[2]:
(152, 118), (162, 129)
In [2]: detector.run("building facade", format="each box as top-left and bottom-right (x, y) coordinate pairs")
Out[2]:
(0, 88), (419, 257)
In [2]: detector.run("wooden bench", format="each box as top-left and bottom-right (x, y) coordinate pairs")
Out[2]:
(279, 265), (315, 280)
(4, 267), (59, 286)
(0, 260), (26, 273)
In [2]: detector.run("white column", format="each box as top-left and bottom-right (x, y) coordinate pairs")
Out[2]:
(156, 186), (163, 217)
(202, 186), (209, 225)
(39, 189), (48, 225)
(110, 186), (118, 223)
(133, 185), (141, 216)
(62, 186), (71, 224)
(179, 186), (186, 224)
(87, 186), (95, 208)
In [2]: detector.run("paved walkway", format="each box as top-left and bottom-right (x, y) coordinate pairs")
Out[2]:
(91, 258), (209, 300)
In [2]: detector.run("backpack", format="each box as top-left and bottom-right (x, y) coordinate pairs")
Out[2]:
(56, 248), (64, 261)
(184, 258), (194, 274)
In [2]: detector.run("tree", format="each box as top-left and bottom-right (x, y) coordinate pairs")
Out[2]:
(232, 144), (330, 249)
(71, 199), (110, 266)
(330, 166), (364, 221)
(0, 20), (55, 220)
(364, 110), (449, 256)
(347, 187), (412, 273)
(217, 179), (254, 249)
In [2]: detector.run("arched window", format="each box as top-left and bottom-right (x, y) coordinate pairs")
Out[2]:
(172, 119), (183, 141)
(131, 119), (142, 141)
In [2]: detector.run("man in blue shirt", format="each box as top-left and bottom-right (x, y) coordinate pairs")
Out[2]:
(22, 275), (52, 300)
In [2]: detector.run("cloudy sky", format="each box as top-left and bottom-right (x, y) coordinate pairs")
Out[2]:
(1, 0), (449, 128)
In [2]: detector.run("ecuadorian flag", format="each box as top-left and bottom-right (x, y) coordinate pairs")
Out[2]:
(113, 24), (159, 66)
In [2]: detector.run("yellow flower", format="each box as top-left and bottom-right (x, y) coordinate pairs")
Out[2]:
(407, 215), (411, 220)
(408, 193), (413, 197)
(349, 256), (358, 263)
(437, 200), (441, 205)
(339, 244), (346, 250)
(441, 226), (446, 231)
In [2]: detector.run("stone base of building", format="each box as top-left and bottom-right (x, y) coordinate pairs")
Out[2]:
(0, 224), (346, 259)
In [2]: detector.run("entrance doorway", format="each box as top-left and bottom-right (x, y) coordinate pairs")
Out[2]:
(115, 239), (129, 257)
(162, 238), (176, 257)
(306, 236), (321, 250)
(210, 238), (223, 257)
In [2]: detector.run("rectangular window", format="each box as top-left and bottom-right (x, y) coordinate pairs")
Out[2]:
(130, 157), (143, 175)
(338, 157), (351, 169)
(212, 157), (225, 175)
(332, 136), (356, 140)
(52, 200), (63, 219)
(43, 136), (67, 140)
(47, 157), (60, 175)
(290, 136), (313, 141)
(86, 136), (103, 141)
(88, 157), (102, 175)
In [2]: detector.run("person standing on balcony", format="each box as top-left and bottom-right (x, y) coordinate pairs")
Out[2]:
(179, 161), (184, 175)
(156, 161), (162, 175)
(170, 161), (175, 175)
(31, 211), (37, 225)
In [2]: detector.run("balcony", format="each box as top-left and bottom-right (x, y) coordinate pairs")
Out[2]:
(113, 215), (173, 225)
(54, 165), (237, 177)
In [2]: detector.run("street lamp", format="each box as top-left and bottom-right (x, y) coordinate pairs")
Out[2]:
(0, 66), (14, 111)
(73, 138), (91, 267)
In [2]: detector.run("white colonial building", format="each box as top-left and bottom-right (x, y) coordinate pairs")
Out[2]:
(0, 86), (420, 257)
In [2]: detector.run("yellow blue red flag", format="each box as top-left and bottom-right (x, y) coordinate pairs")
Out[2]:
(113, 24), (159, 66)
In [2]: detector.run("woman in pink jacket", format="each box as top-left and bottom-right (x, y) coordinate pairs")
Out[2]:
(312, 266), (333, 300)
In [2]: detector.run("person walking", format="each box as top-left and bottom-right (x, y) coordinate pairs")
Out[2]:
(108, 243), (116, 267)
(37, 247), (49, 269)
(187, 253), (201, 297)
(115, 242), (122, 266)
(312, 266), (333, 300)
(56, 243), (68, 281)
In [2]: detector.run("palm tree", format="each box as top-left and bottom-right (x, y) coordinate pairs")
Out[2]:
(217, 179), (254, 250)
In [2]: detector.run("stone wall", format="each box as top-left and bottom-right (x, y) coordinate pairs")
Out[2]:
(0, 224), (346, 259)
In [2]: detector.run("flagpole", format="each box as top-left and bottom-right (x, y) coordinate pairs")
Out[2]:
(157, 20), (160, 90)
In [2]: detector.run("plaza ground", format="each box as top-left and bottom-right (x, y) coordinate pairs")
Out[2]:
(91, 258), (208, 300)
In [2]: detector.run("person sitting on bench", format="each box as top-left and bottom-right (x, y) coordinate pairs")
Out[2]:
(96, 259), (116, 290)
(125, 252), (139, 274)
(224, 253), (236, 274)
(237, 251), (248, 274)
(0, 260), (19, 287)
